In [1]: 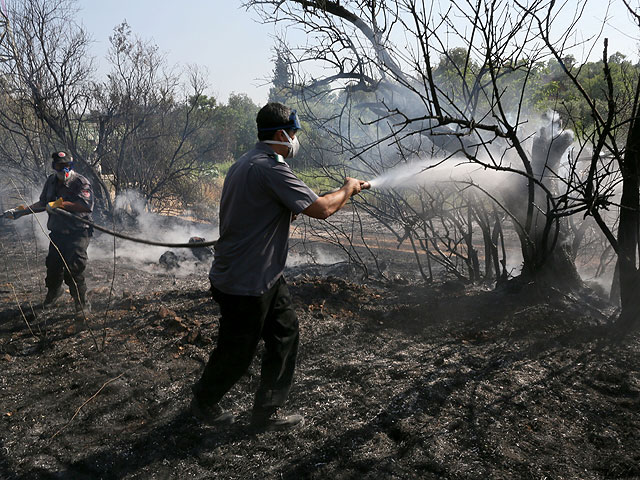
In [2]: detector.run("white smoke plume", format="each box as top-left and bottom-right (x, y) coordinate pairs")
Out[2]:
(287, 247), (345, 267)
(89, 190), (219, 276)
(0, 179), (51, 250)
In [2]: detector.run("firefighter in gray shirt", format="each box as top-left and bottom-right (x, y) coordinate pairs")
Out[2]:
(191, 103), (369, 430)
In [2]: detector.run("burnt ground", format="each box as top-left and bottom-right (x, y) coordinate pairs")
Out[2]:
(1, 224), (640, 480)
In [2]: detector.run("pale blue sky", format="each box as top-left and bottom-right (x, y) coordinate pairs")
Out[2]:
(75, 1), (639, 106)
(76, 1), (279, 104)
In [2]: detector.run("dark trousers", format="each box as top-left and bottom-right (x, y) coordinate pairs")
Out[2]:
(45, 230), (90, 301)
(193, 277), (300, 411)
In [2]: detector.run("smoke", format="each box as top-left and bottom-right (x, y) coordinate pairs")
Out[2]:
(0, 186), (217, 280)
(88, 190), (219, 277)
(0, 179), (51, 250)
(359, 111), (606, 282)
(287, 247), (345, 267)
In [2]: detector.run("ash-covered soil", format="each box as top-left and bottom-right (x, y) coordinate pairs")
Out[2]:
(1, 226), (639, 480)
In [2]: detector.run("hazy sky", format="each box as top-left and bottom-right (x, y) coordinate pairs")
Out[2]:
(76, 1), (279, 105)
(76, 1), (639, 106)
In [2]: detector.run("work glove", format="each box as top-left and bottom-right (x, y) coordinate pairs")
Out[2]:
(3, 206), (28, 220)
(48, 197), (64, 209)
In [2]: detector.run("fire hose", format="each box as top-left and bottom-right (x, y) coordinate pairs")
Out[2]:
(46, 205), (217, 248)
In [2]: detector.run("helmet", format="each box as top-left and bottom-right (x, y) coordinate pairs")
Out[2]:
(51, 151), (74, 169)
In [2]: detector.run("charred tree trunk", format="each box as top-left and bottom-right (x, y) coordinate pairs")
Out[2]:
(506, 122), (582, 290)
(616, 109), (640, 330)
(610, 259), (621, 306)
(493, 212), (509, 286)
(525, 241), (583, 287)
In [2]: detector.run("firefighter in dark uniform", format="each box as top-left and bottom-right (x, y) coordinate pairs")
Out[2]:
(3, 151), (94, 313)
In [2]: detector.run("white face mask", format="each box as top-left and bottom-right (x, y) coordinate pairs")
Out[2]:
(55, 167), (73, 182)
(264, 130), (300, 158)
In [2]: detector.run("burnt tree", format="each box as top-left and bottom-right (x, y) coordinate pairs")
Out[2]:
(247, 0), (584, 288)
(531, 0), (640, 332)
(0, 0), (111, 208)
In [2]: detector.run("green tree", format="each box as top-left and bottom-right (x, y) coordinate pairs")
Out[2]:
(269, 48), (293, 103)
(213, 93), (259, 161)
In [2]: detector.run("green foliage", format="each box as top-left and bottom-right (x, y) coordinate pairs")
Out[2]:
(433, 47), (480, 102)
(213, 93), (259, 160)
(189, 94), (217, 111)
(88, 22), (262, 213)
(428, 46), (638, 143)
(296, 168), (336, 193)
(269, 49), (293, 104)
(200, 159), (235, 178)
(530, 54), (639, 139)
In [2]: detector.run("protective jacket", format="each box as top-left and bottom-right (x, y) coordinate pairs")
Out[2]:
(39, 172), (93, 234)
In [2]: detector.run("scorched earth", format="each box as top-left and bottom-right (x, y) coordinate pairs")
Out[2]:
(1, 223), (639, 480)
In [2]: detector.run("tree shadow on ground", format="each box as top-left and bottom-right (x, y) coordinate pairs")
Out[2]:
(14, 410), (260, 480)
(280, 322), (622, 479)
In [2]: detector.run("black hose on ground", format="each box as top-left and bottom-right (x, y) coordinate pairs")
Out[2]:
(47, 205), (217, 248)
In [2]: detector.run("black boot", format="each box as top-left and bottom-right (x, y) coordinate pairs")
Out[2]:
(190, 397), (235, 426)
(250, 406), (304, 431)
(43, 287), (63, 308)
(74, 295), (91, 314)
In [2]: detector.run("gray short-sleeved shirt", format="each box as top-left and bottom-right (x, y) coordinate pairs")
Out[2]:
(209, 142), (319, 296)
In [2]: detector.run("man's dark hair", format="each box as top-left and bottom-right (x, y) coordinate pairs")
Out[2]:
(257, 102), (291, 141)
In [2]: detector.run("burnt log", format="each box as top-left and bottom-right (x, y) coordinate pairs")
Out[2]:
(159, 237), (214, 270)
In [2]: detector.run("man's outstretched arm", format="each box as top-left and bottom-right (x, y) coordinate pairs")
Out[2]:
(302, 177), (370, 220)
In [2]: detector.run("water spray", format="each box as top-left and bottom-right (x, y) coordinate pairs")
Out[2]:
(363, 155), (514, 192)
(365, 159), (447, 190)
